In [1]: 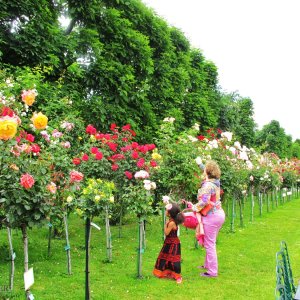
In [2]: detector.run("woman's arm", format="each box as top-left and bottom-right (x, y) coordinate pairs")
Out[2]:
(164, 221), (176, 236)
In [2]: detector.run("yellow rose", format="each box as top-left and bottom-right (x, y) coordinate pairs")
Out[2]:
(66, 196), (73, 203)
(31, 112), (48, 130)
(94, 195), (101, 203)
(152, 152), (162, 160)
(9, 164), (19, 171)
(0, 117), (18, 140)
(109, 196), (114, 203)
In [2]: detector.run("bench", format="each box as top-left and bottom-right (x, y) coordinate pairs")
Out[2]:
(275, 241), (300, 299)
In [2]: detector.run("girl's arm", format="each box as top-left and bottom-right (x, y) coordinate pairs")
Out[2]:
(164, 221), (176, 236)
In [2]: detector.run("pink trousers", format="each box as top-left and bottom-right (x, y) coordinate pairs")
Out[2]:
(202, 209), (225, 276)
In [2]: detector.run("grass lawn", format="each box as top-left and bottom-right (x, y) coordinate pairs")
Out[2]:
(1, 197), (300, 300)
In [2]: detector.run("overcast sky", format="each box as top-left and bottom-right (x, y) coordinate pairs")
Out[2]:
(141, 0), (300, 141)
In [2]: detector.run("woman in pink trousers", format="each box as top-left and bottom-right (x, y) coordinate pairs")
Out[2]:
(194, 159), (225, 277)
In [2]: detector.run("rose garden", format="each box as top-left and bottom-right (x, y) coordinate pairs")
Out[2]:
(0, 71), (299, 299)
(1, 1), (300, 299)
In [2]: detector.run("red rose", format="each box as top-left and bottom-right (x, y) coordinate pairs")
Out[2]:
(137, 158), (145, 168)
(91, 147), (98, 154)
(31, 144), (41, 153)
(104, 134), (111, 140)
(82, 153), (89, 161)
(129, 129), (136, 136)
(122, 124), (131, 131)
(131, 151), (139, 159)
(111, 164), (119, 171)
(95, 133), (104, 140)
(147, 144), (156, 151)
(121, 145), (131, 152)
(138, 145), (148, 153)
(110, 123), (117, 131)
(131, 142), (139, 149)
(107, 142), (118, 152)
(86, 124), (97, 135)
(95, 152), (103, 160)
(124, 171), (133, 179)
(72, 157), (81, 165)
(111, 154), (125, 161)
(150, 160), (157, 167)
(26, 134), (35, 142)
(20, 173), (35, 189)
(197, 135), (205, 141)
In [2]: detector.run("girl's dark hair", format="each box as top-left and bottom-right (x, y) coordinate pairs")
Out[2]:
(168, 203), (185, 225)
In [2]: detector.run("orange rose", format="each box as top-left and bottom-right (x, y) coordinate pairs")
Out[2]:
(21, 89), (37, 106)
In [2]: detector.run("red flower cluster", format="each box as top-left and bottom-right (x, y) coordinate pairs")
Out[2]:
(73, 123), (158, 179)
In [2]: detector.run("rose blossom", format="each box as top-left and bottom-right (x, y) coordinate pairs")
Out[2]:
(162, 196), (170, 204)
(47, 182), (57, 194)
(20, 173), (35, 189)
(134, 170), (149, 179)
(124, 171), (133, 179)
(70, 170), (84, 183)
(72, 157), (81, 165)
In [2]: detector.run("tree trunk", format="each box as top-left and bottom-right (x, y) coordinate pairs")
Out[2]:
(85, 218), (91, 300)
(162, 207), (166, 241)
(47, 222), (52, 257)
(137, 217), (144, 278)
(105, 206), (112, 262)
(21, 224), (31, 300)
(64, 213), (72, 275)
(7, 227), (15, 290)
(118, 203), (123, 238)
(230, 196), (235, 232)
(250, 192), (254, 222)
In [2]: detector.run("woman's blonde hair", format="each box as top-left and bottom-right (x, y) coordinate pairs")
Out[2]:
(205, 160), (221, 179)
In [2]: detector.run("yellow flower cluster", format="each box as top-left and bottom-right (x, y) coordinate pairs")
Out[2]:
(152, 152), (162, 161)
(82, 178), (115, 204)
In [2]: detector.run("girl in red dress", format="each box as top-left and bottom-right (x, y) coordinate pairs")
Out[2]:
(153, 203), (185, 284)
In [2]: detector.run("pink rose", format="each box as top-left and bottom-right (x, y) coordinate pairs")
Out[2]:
(70, 170), (84, 183)
(20, 173), (35, 189)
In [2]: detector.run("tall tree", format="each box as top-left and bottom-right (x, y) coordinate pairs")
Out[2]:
(218, 92), (256, 146)
(255, 120), (292, 158)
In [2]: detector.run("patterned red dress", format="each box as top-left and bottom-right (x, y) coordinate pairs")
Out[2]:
(153, 220), (182, 280)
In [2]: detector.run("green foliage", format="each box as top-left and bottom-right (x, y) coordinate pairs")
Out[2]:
(154, 120), (202, 201)
(218, 92), (256, 146)
(255, 120), (293, 159)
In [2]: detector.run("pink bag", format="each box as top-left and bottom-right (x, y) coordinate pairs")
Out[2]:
(182, 210), (198, 229)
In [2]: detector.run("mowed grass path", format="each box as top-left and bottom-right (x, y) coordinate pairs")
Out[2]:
(1, 198), (300, 300)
